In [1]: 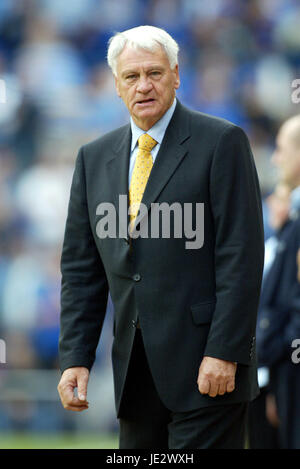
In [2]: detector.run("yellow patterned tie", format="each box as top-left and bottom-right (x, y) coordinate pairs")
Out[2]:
(129, 133), (157, 231)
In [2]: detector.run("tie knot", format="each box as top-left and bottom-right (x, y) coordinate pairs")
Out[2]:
(138, 133), (157, 152)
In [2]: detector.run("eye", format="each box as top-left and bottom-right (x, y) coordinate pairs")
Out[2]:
(125, 74), (137, 82)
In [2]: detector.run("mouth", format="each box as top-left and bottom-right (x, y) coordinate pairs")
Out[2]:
(135, 98), (156, 106)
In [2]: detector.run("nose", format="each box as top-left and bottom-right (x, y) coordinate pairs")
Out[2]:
(136, 76), (153, 94)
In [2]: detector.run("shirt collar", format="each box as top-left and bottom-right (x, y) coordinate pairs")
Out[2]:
(130, 98), (177, 151)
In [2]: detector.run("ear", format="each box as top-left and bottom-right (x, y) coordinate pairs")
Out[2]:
(174, 64), (180, 90)
(114, 76), (121, 98)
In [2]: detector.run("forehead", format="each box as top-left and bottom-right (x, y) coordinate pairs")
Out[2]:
(278, 121), (300, 146)
(277, 126), (291, 147)
(116, 44), (170, 73)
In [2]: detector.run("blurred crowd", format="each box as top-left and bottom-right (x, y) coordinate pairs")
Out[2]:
(0, 0), (300, 447)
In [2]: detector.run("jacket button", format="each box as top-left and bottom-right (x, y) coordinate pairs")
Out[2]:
(133, 274), (141, 282)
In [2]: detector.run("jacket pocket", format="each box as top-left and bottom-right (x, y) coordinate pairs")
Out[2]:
(190, 300), (216, 325)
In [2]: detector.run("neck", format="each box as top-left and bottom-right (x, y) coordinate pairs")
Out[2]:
(132, 95), (176, 131)
(133, 117), (158, 131)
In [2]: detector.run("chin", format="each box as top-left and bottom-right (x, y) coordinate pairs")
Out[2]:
(139, 106), (164, 119)
(138, 109), (157, 119)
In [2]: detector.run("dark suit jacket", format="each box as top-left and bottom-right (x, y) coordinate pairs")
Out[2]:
(59, 100), (264, 415)
(257, 214), (300, 368)
(256, 213), (300, 447)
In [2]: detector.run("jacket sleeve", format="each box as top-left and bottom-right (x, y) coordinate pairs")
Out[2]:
(59, 146), (109, 373)
(282, 222), (300, 363)
(204, 125), (265, 365)
(257, 292), (300, 368)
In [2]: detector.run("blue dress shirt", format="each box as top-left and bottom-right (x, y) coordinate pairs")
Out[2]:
(128, 98), (177, 187)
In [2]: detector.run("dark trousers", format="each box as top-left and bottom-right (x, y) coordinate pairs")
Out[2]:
(118, 330), (248, 449)
(273, 362), (300, 449)
(247, 387), (279, 449)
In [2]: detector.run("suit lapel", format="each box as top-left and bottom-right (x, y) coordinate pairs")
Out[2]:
(104, 100), (191, 237)
(105, 124), (131, 237)
(133, 100), (191, 231)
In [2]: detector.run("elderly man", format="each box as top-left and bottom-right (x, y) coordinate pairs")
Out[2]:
(57, 26), (264, 449)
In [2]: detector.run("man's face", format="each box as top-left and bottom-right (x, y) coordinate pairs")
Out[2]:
(272, 124), (300, 188)
(114, 45), (180, 130)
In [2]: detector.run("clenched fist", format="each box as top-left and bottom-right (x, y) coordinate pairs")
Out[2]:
(197, 356), (237, 397)
(57, 367), (90, 412)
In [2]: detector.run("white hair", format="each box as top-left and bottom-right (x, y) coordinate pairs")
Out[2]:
(107, 25), (179, 76)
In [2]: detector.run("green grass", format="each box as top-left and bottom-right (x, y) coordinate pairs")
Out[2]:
(0, 432), (118, 449)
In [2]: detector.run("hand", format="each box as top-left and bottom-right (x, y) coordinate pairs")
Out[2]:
(57, 367), (90, 412)
(197, 356), (237, 397)
(266, 393), (280, 428)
